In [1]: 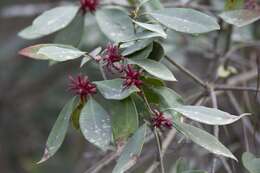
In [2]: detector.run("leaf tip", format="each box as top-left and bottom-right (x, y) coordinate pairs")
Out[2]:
(37, 147), (51, 164)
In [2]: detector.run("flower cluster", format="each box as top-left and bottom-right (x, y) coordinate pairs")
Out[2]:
(69, 75), (96, 101)
(151, 109), (172, 129)
(80, 0), (100, 13)
(102, 43), (124, 72)
(122, 65), (143, 89)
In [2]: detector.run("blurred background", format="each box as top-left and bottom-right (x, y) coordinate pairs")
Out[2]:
(0, 0), (260, 173)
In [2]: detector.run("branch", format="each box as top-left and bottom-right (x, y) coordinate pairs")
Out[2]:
(165, 55), (207, 89)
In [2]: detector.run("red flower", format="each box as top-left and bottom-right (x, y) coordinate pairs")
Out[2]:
(102, 43), (124, 72)
(80, 0), (99, 13)
(69, 75), (96, 101)
(151, 109), (172, 129)
(122, 65), (143, 89)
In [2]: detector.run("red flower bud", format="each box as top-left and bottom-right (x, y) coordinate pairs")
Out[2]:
(122, 65), (143, 89)
(80, 0), (99, 13)
(102, 43), (124, 72)
(68, 75), (96, 101)
(151, 109), (172, 129)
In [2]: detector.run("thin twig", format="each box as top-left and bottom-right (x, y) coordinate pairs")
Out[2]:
(153, 129), (165, 173)
(215, 85), (260, 92)
(165, 55), (207, 89)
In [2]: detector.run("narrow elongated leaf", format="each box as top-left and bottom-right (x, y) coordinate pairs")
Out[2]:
(150, 8), (220, 34)
(171, 105), (248, 125)
(133, 20), (167, 38)
(182, 171), (207, 173)
(94, 79), (140, 100)
(96, 8), (136, 42)
(54, 11), (84, 47)
(79, 97), (112, 150)
(127, 58), (176, 81)
(19, 44), (85, 61)
(38, 98), (76, 164)
(113, 124), (147, 173)
(171, 158), (188, 173)
(242, 152), (260, 173)
(110, 97), (139, 141)
(219, 10), (260, 27)
(175, 121), (237, 160)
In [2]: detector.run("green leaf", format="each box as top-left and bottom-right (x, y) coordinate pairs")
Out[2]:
(174, 121), (237, 160)
(122, 39), (153, 56)
(171, 105), (248, 125)
(219, 9), (260, 27)
(150, 8), (220, 34)
(80, 47), (102, 67)
(71, 101), (84, 130)
(140, 0), (164, 12)
(37, 98), (76, 164)
(54, 12), (84, 47)
(148, 41), (165, 61)
(242, 152), (260, 173)
(19, 44), (85, 61)
(133, 20), (167, 39)
(19, 6), (79, 39)
(152, 86), (183, 119)
(79, 97), (112, 150)
(94, 79), (140, 100)
(127, 43), (154, 59)
(18, 26), (44, 39)
(113, 124), (147, 173)
(127, 58), (177, 81)
(96, 8), (136, 42)
(152, 86), (183, 108)
(110, 97), (139, 141)
(141, 76), (165, 87)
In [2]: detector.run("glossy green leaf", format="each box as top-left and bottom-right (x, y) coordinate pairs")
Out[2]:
(19, 6), (79, 39)
(150, 8), (220, 34)
(19, 44), (85, 61)
(127, 43), (153, 59)
(122, 39), (153, 56)
(71, 101), (84, 130)
(113, 124), (147, 173)
(79, 97), (112, 150)
(110, 97), (139, 141)
(54, 11), (84, 47)
(242, 152), (260, 173)
(94, 79), (140, 100)
(80, 47), (102, 67)
(18, 26), (44, 39)
(127, 58), (177, 81)
(152, 86), (183, 107)
(219, 9), (260, 27)
(148, 41), (165, 61)
(38, 98), (76, 164)
(175, 121), (237, 160)
(140, 0), (164, 12)
(171, 105), (248, 125)
(133, 20), (167, 38)
(96, 8), (136, 42)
